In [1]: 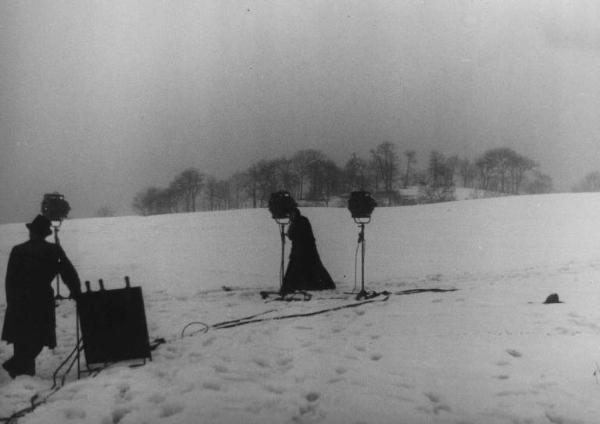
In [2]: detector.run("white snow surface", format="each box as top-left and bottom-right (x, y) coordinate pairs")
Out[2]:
(1, 193), (600, 423)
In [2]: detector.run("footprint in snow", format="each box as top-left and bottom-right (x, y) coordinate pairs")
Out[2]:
(421, 392), (452, 415)
(276, 357), (293, 367)
(294, 392), (323, 420)
(253, 358), (270, 368)
(305, 392), (320, 402)
(159, 402), (185, 418)
(115, 383), (132, 403)
(506, 349), (522, 358)
(110, 407), (131, 424)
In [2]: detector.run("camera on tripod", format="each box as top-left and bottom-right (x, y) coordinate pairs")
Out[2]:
(41, 192), (71, 222)
(348, 191), (377, 222)
(268, 191), (297, 222)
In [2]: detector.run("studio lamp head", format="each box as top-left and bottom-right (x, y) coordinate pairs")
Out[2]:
(41, 192), (71, 224)
(268, 191), (297, 224)
(348, 191), (377, 224)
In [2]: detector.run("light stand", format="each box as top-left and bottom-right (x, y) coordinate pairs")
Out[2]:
(41, 192), (71, 300)
(52, 220), (65, 300)
(354, 217), (370, 300)
(347, 191), (377, 300)
(265, 190), (297, 298)
(276, 217), (290, 293)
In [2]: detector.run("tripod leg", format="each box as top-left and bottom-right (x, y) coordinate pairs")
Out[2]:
(76, 309), (81, 379)
(53, 226), (64, 299)
(280, 224), (286, 293)
(356, 224), (368, 300)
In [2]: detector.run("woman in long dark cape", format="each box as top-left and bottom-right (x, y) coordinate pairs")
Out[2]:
(281, 208), (335, 294)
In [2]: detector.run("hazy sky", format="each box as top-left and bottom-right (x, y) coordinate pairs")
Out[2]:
(2, 0), (600, 223)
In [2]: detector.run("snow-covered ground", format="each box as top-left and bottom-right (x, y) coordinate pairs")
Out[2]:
(1, 193), (600, 423)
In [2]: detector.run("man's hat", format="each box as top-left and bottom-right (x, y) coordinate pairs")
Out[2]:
(26, 215), (52, 237)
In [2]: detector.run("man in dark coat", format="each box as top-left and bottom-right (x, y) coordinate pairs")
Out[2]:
(2, 215), (81, 378)
(281, 208), (335, 294)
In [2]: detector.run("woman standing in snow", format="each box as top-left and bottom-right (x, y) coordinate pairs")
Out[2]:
(281, 208), (335, 294)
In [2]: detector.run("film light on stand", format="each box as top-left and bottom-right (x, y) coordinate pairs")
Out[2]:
(347, 191), (377, 300)
(267, 191), (297, 294)
(41, 192), (71, 299)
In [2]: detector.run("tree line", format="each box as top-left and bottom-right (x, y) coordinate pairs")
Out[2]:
(131, 142), (554, 216)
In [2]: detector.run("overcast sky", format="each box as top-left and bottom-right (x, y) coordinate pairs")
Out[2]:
(1, 0), (600, 223)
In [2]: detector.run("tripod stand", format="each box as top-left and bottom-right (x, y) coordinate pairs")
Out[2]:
(52, 221), (66, 300)
(354, 217), (372, 300)
(276, 219), (289, 293)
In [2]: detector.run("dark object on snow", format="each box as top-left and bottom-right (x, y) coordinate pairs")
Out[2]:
(1, 219), (81, 378)
(281, 208), (335, 294)
(41, 192), (70, 222)
(77, 279), (151, 373)
(348, 191), (377, 220)
(268, 191), (297, 220)
(544, 293), (562, 304)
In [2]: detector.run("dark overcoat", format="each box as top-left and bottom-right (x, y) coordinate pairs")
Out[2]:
(281, 214), (335, 294)
(2, 239), (81, 348)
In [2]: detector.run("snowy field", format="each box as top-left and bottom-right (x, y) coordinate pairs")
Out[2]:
(1, 193), (600, 423)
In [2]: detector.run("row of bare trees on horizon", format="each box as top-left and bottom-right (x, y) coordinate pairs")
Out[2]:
(127, 142), (558, 217)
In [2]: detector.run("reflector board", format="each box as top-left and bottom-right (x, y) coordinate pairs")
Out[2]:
(77, 286), (151, 364)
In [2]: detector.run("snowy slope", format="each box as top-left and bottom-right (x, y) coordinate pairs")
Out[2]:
(1, 193), (600, 423)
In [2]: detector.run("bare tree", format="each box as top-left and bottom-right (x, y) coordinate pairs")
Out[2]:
(205, 176), (230, 210)
(572, 171), (600, 192)
(171, 168), (204, 212)
(132, 187), (171, 215)
(475, 148), (537, 194)
(343, 153), (370, 192)
(428, 151), (454, 189)
(370, 141), (400, 205)
(252, 159), (280, 206)
(272, 157), (300, 198)
(421, 150), (455, 203)
(291, 149), (328, 200)
(228, 171), (250, 209)
(457, 158), (477, 188)
(510, 154), (537, 194)
(403, 150), (417, 188)
(245, 164), (261, 208)
(312, 159), (340, 204)
(527, 171), (554, 194)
